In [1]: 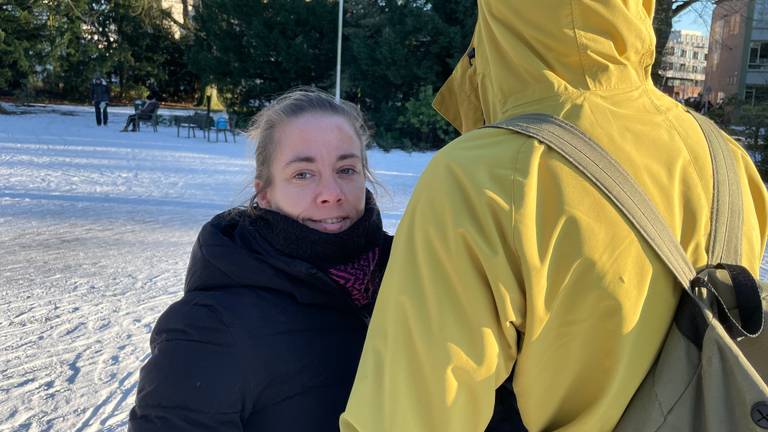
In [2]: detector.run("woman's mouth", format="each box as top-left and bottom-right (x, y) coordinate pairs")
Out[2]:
(303, 217), (350, 233)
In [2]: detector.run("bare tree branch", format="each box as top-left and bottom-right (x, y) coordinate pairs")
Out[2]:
(160, 7), (192, 33)
(672, 0), (700, 17)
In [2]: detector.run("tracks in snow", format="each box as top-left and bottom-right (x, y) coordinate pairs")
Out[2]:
(0, 211), (200, 431)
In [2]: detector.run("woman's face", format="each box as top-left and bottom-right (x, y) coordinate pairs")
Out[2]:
(257, 113), (366, 233)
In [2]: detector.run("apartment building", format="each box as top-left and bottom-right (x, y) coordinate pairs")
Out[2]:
(704, 0), (768, 104)
(660, 30), (709, 99)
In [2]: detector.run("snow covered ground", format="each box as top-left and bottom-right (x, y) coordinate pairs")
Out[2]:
(0, 103), (430, 431)
(0, 103), (765, 431)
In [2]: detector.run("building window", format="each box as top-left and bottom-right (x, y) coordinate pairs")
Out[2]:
(745, 88), (755, 105)
(746, 86), (768, 105)
(680, 49), (687, 58)
(748, 41), (768, 70)
(693, 51), (699, 60)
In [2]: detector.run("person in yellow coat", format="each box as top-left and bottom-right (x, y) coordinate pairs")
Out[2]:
(340, 1), (768, 431)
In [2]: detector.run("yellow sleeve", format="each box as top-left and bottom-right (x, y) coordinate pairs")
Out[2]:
(341, 148), (524, 431)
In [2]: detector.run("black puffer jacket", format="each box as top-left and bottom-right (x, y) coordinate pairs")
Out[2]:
(91, 80), (109, 103)
(129, 202), (391, 431)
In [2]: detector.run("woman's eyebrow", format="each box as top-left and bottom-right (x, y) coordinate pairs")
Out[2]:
(337, 153), (361, 162)
(284, 155), (315, 167)
(284, 153), (360, 167)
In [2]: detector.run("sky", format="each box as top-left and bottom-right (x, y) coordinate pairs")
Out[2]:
(673, 2), (715, 35)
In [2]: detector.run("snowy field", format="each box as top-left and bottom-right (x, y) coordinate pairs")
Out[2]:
(0, 103), (766, 431)
(0, 103), (429, 431)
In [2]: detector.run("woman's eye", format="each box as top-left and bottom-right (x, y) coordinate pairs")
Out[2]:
(338, 167), (359, 176)
(293, 171), (312, 180)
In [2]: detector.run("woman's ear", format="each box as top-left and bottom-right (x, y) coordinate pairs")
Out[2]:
(254, 180), (270, 208)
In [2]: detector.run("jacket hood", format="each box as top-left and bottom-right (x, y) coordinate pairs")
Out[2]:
(434, 0), (657, 133)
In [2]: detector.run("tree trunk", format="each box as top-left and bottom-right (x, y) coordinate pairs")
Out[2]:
(181, 0), (189, 27)
(651, 0), (711, 86)
(652, 0), (674, 86)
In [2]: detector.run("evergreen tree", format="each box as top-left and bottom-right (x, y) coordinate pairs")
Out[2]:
(2, 0), (197, 102)
(39, 0), (106, 99)
(344, 0), (471, 148)
(106, 1), (193, 100)
(187, 0), (338, 110)
(430, 0), (476, 66)
(185, 0), (473, 149)
(0, 1), (47, 94)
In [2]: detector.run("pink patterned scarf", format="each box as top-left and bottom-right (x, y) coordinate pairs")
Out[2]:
(326, 248), (381, 306)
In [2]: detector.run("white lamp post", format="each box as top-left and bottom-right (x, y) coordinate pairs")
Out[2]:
(335, 0), (344, 102)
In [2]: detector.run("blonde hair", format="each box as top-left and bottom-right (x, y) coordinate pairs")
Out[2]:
(246, 87), (378, 212)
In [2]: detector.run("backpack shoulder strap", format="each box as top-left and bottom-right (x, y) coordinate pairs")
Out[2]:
(484, 113), (696, 289)
(687, 111), (743, 265)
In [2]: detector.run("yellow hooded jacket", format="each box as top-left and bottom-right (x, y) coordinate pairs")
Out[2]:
(341, 1), (768, 431)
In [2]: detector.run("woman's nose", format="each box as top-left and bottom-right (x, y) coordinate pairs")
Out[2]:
(317, 177), (344, 205)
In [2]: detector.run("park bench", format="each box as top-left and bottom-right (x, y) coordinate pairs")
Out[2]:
(175, 112), (213, 139)
(134, 101), (160, 132)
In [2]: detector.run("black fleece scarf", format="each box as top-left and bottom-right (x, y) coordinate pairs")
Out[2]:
(247, 191), (387, 306)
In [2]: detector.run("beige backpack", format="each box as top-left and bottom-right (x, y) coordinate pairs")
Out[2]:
(488, 112), (768, 431)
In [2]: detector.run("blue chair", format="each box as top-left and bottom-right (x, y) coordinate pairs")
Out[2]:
(213, 114), (237, 143)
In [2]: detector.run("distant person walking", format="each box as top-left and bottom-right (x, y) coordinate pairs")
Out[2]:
(91, 77), (110, 126)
